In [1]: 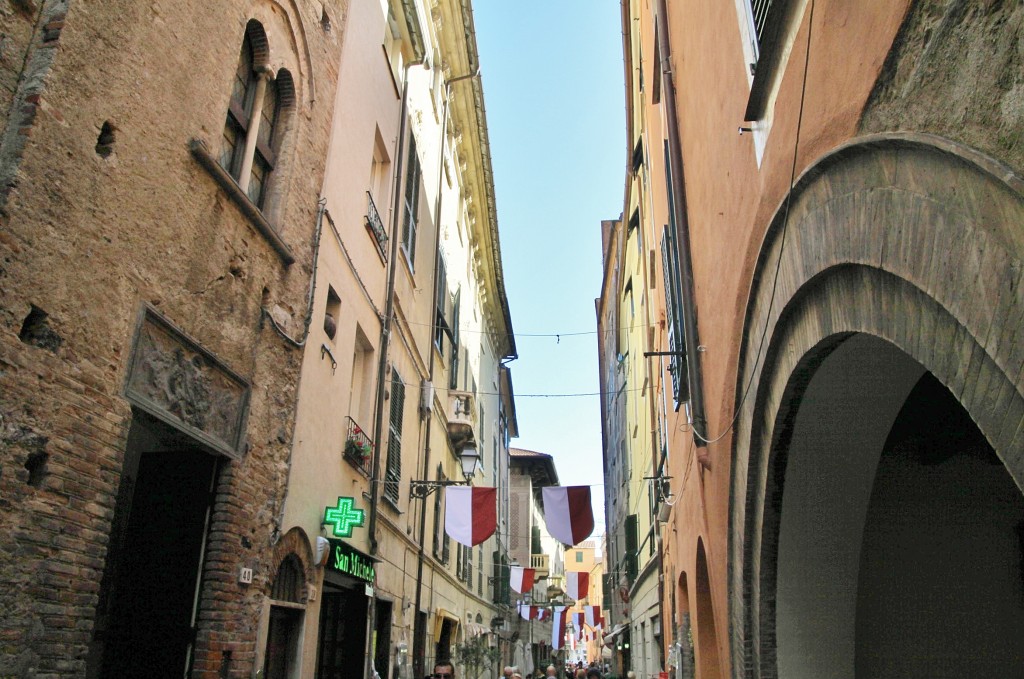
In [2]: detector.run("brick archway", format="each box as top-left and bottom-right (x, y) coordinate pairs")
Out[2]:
(269, 526), (315, 599)
(728, 134), (1024, 678)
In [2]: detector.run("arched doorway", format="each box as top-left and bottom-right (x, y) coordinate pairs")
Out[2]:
(695, 541), (722, 679)
(676, 573), (695, 679)
(728, 135), (1024, 678)
(772, 334), (1024, 678)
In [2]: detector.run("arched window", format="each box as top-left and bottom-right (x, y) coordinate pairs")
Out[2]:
(270, 554), (304, 604)
(219, 21), (292, 210)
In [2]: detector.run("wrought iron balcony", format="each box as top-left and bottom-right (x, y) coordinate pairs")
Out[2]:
(343, 415), (372, 477)
(365, 191), (388, 260)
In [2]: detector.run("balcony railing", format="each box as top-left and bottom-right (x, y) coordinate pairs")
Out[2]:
(531, 553), (550, 577)
(365, 191), (388, 260)
(343, 415), (372, 477)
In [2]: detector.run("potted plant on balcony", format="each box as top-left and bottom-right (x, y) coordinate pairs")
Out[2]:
(345, 430), (373, 463)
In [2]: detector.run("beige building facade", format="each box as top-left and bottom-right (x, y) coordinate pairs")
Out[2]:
(273, 1), (517, 679)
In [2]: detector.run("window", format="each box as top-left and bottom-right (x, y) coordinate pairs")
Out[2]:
(219, 21), (291, 210)
(575, 551), (584, 564)
(366, 130), (391, 258)
(434, 255), (452, 355)
(743, 0), (780, 68)
(448, 290), (461, 389)
(349, 326), (374, 428)
(477, 545), (483, 596)
(624, 279), (635, 320)
(384, 369), (406, 504)
(401, 135), (421, 267)
(625, 514), (639, 581)
(737, 0), (796, 123)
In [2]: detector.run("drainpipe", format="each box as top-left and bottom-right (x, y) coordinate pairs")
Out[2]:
(411, 67), (479, 679)
(265, 197), (327, 542)
(655, 0), (708, 455)
(367, 57), (424, 556)
(364, 56), (424, 679)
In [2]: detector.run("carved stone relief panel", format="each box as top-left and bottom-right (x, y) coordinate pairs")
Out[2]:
(125, 308), (249, 458)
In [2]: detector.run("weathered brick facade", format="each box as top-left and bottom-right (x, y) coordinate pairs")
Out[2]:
(0, 1), (346, 676)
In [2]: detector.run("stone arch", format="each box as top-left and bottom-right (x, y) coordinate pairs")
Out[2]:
(676, 571), (695, 679)
(695, 539), (723, 679)
(247, 0), (316, 107)
(728, 134), (1024, 678)
(269, 526), (315, 603)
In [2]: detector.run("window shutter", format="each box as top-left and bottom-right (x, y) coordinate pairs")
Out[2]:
(661, 225), (689, 408)
(402, 137), (420, 265)
(384, 371), (405, 503)
(625, 514), (639, 582)
(449, 290), (460, 389)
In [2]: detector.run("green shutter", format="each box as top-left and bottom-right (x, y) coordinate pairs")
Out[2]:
(625, 514), (639, 581)
(384, 371), (405, 503)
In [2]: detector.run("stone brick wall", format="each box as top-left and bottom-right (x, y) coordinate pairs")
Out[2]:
(0, 0), (347, 676)
(861, 0), (1024, 175)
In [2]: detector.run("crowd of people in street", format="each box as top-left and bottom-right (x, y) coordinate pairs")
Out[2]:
(427, 657), (628, 679)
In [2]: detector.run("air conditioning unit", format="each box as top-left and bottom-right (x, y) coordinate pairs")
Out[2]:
(420, 380), (434, 413)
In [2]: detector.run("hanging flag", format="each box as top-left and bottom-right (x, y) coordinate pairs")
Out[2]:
(537, 607), (549, 622)
(565, 571), (590, 601)
(572, 611), (585, 640)
(519, 603), (539, 621)
(584, 605), (604, 629)
(509, 566), (536, 594)
(444, 486), (497, 547)
(542, 486), (595, 546)
(551, 606), (568, 650)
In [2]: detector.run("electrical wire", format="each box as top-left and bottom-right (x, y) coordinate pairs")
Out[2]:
(400, 318), (661, 339)
(691, 0), (816, 445)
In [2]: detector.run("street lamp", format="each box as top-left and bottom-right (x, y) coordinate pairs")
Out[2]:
(409, 442), (480, 498)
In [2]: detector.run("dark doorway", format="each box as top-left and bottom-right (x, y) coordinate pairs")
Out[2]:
(854, 371), (1024, 677)
(315, 584), (368, 679)
(88, 412), (218, 678)
(414, 610), (428, 679)
(265, 607), (303, 679)
(436, 618), (455, 664)
(373, 599), (393, 679)
(771, 335), (1024, 678)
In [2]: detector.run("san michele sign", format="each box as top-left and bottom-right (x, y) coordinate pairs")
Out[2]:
(326, 538), (376, 584)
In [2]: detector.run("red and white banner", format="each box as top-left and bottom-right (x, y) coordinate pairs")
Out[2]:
(509, 566), (536, 594)
(519, 604), (539, 621)
(566, 571), (590, 601)
(572, 611), (585, 640)
(542, 486), (594, 546)
(537, 608), (549, 622)
(551, 606), (568, 650)
(444, 486), (496, 547)
(584, 605), (604, 629)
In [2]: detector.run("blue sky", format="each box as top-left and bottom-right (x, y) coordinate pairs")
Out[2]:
(473, 2), (626, 535)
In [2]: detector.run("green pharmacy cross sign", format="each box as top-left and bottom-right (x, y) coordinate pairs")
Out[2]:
(323, 496), (365, 538)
